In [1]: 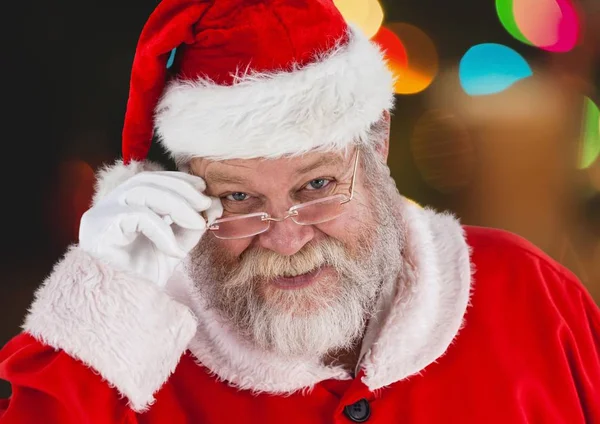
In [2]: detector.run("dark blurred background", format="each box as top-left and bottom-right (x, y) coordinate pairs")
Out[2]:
(1, 0), (599, 398)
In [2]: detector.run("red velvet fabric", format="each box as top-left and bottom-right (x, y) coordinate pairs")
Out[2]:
(1, 227), (599, 423)
(178, 0), (348, 84)
(122, 0), (348, 163)
(123, 0), (208, 163)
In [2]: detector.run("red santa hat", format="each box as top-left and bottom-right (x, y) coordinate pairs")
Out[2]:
(121, 0), (395, 165)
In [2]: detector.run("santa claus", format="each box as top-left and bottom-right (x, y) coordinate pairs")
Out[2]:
(1, 0), (599, 423)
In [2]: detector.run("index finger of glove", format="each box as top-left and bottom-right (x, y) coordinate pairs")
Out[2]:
(123, 185), (207, 230)
(127, 172), (210, 211)
(149, 171), (207, 191)
(204, 197), (223, 225)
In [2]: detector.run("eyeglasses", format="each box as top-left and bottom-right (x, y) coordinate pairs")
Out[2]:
(208, 150), (360, 240)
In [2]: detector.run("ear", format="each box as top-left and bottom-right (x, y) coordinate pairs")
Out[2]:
(375, 110), (391, 162)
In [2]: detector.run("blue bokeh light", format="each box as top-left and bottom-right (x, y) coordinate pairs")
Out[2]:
(459, 43), (533, 96)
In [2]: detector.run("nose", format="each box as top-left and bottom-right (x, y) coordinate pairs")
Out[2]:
(258, 216), (315, 256)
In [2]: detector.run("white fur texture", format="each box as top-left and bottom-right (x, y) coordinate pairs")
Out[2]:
(154, 27), (395, 161)
(359, 200), (473, 390)
(92, 159), (165, 205)
(164, 198), (472, 393)
(168, 275), (350, 394)
(22, 247), (198, 412)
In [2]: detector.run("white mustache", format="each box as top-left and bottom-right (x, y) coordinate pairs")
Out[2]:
(226, 239), (348, 284)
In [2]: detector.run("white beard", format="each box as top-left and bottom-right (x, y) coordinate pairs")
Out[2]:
(232, 242), (385, 358)
(188, 176), (404, 358)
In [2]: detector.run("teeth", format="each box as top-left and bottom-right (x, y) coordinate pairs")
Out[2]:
(283, 269), (310, 278)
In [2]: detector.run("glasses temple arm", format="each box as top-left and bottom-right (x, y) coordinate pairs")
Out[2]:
(347, 150), (360, 201)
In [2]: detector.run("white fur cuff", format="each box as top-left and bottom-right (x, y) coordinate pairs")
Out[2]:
(92, 159), (165, 205)
(22, 246), (197, 412)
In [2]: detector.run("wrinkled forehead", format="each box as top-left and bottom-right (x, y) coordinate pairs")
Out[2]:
(189, 149), (355, 183)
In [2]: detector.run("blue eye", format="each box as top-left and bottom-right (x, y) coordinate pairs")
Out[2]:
(306, 179), (330, 190)
(226, 192), (249, 201)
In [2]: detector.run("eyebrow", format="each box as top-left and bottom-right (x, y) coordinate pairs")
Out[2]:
(204, 155), (345, 186)
(204, 171), (249, 185)
(294, 156), (344, 175)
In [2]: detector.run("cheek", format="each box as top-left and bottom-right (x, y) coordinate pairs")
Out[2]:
(314, 200), (374, 245)
(212, 237), (253, 257)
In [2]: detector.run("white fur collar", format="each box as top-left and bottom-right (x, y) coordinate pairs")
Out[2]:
(167, 198), (472, 393)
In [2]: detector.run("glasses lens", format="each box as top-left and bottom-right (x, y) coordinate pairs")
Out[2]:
(210, 214), (270, 240)
(292, 195), (348, 225)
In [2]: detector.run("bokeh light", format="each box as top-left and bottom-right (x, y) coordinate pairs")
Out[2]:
(334, 0), (384, 39)
(496, 0), (579, 52)
(579, 97), (600, 169)
(410, 110), (475, 193)
(384, 23), (439, 95)
(363, 0), (384, 39)
(167, 48), (177, 69)
(459, 43), (533, 96)
(496, 0), (532, 46)
(46, 160), (96, 246)
(371, 26), (408, 93)
(371, 26), (408, 67)
(405, 197), (423, 208)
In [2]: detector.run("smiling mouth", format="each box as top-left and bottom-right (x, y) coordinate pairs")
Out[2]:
(269, 266), (325, 290)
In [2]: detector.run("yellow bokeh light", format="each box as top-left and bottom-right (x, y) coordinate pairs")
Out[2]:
(364, 0), (384, 39)
(387, 23), (439, 95)
(404, 197), (423, 208)
(334, 0), (384, 39)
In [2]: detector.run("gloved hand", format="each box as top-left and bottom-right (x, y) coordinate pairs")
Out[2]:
(79, 171), (222, 287)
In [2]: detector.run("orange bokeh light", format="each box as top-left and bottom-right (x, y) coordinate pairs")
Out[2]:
(386, 23), (439, 95)
(371, 26), (408, 92)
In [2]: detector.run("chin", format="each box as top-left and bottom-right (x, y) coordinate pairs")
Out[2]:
(260, 266), (342, 315)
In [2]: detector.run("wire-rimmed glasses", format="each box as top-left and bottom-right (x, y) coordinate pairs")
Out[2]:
(208, 151), (360, 240)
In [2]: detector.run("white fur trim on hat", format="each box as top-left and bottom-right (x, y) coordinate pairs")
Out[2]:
(154, 27), (395, 161)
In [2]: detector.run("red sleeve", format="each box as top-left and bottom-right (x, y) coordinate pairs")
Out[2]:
(467, 226), (600, 421)
(0, 333), (138, 424)
(554, 278), (600, 422)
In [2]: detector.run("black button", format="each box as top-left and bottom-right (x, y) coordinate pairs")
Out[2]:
(343, 398), (371, 422)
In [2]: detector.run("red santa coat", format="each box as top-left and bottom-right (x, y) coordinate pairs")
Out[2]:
(1, 198), (599, 424)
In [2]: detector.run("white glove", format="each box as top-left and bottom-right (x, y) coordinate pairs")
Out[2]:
(79, 171), (222, 287)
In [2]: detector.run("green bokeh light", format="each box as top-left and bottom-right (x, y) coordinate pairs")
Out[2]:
(579, 97), (600, 169)
(495, 0), (533, 46)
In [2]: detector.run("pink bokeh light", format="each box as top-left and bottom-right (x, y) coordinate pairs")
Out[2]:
(513, 0), (579, 52)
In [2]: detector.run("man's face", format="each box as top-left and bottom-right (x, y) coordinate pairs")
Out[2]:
(191, 149), (372, 260)
(187, 147), (402, 357)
